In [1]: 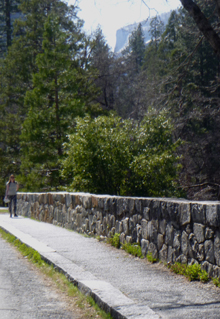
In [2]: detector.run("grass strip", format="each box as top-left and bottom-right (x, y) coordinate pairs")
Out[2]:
(0, 227), (112, 319)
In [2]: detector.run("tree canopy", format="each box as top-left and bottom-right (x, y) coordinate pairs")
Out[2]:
(1, 0), (220, 201)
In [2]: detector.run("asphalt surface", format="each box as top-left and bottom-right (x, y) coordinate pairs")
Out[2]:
(0, 212), (220, 319)
(0, 235), (78, 319)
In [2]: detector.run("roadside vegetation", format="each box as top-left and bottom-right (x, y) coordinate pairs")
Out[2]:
(0, 228), (112, 319)
(107, 233), (220, 287)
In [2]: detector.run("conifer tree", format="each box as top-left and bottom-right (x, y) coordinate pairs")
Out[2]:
(19, 13), (97, 190)
(0, 0), (21, 55)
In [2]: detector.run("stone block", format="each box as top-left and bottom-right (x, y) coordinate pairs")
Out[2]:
(157, 234), (164, 251)
(98, 197), (104, 209)
(159, 219), (167, 236)
(126, 236), (132, 244)
(122, 218), (129, 236)
(213, 265), (220, 278)
(151, 200), (161, 220)
(173, 231), (181, 249)
(167, 201), (180, 226)
(135, 199), (142, 214)
(159, 244), (168, 263)
(185, 224), (192, 234)
(206, 204), (220, 227)
(82, 195), (92, 209)
(85, 218), (89, 231)
(110, 215), (116, 228)
(143, 207), (150, 221)
(167, 246), (175, 263)
(193, 223), (205, 244)
(91, 196), (99, 208)
(147, 220), (158, 243)
(120, 233), (125, 244)
(205, 227), (214, 240)
(214, 231), (220, 266)
(180, 203), (191, 226)
(137, 225), (142, 244)
(131, 228), (137, 243)
(201, 261), (213, 277)
(176, 254), (187, 264)
(116, 198), (128, 217)
(141, 219), (148, 240)
(204, 240), (214, 264)
(141, 239), (149, 257)
(181, 231), (189, 256)
(189, 233), (198, 259)
(115, 221), (123, 234)
(127, 198), (135, 216)
(197, 244), (204, 262)
(148, 242), (158, 260)
(165, 223), (174, 246)
(161, 201), (169, 220)
(191, 203), (206, 224)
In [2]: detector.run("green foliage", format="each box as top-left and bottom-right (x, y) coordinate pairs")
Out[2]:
(146, 252), (158, 263)
(169, 262), (187, 275)
(185, 263), (202, 281)
(61, 111), (182, 197)
(212, 277), (220, 287)
(199, 269), (209, 283)
(122, 243), (143, 258)
(169, 262), (209, 282)
(109, 233), (121, 249)
(18, 10), (97, 191)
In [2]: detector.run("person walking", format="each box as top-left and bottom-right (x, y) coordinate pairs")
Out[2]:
(5, 175), (19, 218)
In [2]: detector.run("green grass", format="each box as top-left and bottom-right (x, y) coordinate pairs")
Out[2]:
(168, 262), (209, 283)
(108, 233), (120, 249)
(213, 277), (220, 287)
(122, 242), (143, 258)
(0, 228), (112, 319)
(146, 252), (158, 263)
(0, 208), (9, 213)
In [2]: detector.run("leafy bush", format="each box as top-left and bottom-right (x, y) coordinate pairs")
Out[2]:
(109, 233), (120, 249)
(169, 262), (209, 283)
(212, 277), (220, 287)
(122, 243), (143, 258)
(147, 252), (158, 263)
(62, 111), (183, 197)
(185, 263), (202, 281)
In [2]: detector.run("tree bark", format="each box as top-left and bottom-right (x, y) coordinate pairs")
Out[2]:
(180, 0), (220, 56)
(5, 0), (12, 48)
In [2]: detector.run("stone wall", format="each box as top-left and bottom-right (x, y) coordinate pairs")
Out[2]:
(17, 192), (220, 277)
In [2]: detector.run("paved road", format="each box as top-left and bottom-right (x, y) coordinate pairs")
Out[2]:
(0, 213), (220, 319)
(0, 235), (78, 319)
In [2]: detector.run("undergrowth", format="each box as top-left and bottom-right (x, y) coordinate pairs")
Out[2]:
(108, 233), (143, 258)
(108, 234), (219, 286)
(0, 228), (112, 319)
(146, 252), (158, 263)
(168, 262), (209, 282)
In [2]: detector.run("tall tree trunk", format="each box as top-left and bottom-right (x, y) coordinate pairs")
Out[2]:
(5, 0), (11, 48)
(180, 0), (220, 56)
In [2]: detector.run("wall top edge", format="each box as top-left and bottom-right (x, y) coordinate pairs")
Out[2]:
(17, 192), (220, 205)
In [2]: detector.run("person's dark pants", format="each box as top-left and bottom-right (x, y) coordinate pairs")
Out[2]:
(8, 195), (17, 216)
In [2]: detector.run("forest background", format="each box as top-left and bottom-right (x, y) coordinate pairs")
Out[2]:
(0, 0), (220, 203)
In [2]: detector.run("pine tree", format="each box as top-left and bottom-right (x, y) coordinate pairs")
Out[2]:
(0, 0), (91, 194)
(0, 0), (21, 55)
(19, 13), (97, 190)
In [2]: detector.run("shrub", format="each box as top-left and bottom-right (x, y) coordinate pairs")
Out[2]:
(122, 243), (143, 258)
(147, 252), (158, 263)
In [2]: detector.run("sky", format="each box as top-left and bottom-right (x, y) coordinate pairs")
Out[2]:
(68, 0), (181, 50)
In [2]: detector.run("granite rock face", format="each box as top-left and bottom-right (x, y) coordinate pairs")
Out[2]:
(17, 193), (220, 276)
